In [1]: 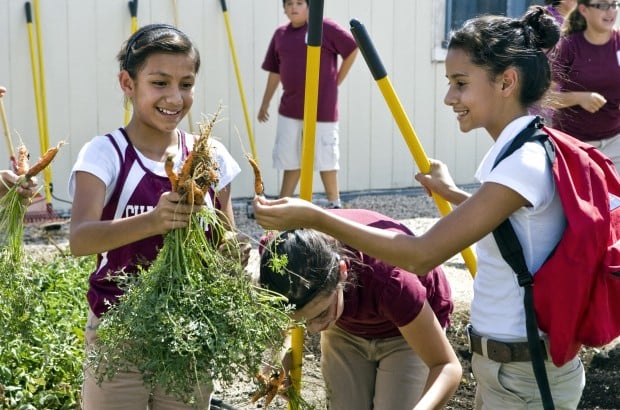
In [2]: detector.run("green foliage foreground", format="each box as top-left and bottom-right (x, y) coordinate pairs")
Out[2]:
(0, 252), (91, 409)
(0, 214), (293, 408)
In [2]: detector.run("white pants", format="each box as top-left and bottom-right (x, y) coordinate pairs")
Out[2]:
(273, 114), (340, 171)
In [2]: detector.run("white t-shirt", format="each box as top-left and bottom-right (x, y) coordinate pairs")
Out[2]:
(471, 116), (566, 341)
(68, 128), (241, 207)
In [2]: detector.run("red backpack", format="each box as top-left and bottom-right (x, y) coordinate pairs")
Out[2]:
(493, 117), (620, 407)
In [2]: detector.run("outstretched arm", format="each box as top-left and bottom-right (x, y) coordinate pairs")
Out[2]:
(253, 181), (528, 275)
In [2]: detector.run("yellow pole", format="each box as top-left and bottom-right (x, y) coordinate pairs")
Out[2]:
(171, 0), (195, 134)
(33, 0), (52, 205)
(0, 95), (16, 171)
(219, 0), (257, 159)
(350, 19), (477, 277)
(299, 0), (324, 202)
(288, 2), (325, 408)
(298, 44), (321, 201)
(288, 326), (304, 407)
(25, 3), (45, 168)
(125, 0), (139, 126)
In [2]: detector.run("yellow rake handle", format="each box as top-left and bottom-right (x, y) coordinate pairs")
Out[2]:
(350, 18), (477, 277)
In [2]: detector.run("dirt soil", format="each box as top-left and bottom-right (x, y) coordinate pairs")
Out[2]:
(26, 200), (620, 410)
(212, 305), (620, 410)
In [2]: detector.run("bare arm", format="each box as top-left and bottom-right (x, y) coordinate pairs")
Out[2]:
(337, 49), (358, 86)
(399, 302), (462, 410)
(546, 87), (607, 113)
(253, 181), (528, 275)
(258, 72), (281, 123)
(69, 171), (197, 256)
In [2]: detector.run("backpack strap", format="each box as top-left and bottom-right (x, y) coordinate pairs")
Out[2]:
(491, 117), (555, 410)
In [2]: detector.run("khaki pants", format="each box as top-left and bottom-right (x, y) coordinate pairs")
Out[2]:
(472, 353), (585, 410)
(81, 310), (213, 410)
(587, 133), (620, 176)
(320, 325), (429, 410)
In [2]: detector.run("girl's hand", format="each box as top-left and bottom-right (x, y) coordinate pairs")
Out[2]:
(0, 170), (38, 202)
(151, 191), (201, 234)
(252, 196), (320, 231)
(16, 177), (38, 204)
(414, 159), (456, 198)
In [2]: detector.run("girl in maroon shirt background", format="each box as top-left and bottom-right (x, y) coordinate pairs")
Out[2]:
(551, 0), (620, 172)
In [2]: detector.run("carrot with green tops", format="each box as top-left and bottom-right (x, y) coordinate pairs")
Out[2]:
(90, 108), (291, 403)
(1, 140), (65, 310)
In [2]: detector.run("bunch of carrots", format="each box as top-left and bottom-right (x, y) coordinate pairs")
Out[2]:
(0, 141), (64, 263)
(0, 141), (64, 323)
(90, 111), (291, 404)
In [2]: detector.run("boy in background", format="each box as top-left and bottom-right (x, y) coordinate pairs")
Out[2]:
(257, 0), (357, 209)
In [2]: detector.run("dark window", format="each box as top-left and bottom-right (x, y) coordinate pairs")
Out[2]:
(443, 0), (544, 47)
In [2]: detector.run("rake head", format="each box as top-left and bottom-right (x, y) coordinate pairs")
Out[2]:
(24, 194), (68, 225)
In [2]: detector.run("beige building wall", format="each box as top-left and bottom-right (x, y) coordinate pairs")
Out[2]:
(0, 0), (492, 212)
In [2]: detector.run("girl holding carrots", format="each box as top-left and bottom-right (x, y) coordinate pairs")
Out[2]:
(69, 24), (246, 410)
(254, 7), (586, 409)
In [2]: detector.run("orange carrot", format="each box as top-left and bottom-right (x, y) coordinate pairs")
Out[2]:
(246, 154), (264, 195)
(193, 188), (205, 206)
(16, 145), (30, 176)
(165, 155), (178, 192)
(26, 142), (64, 179)
(251, 371), (287, 408)
(178, 151), (194, 187)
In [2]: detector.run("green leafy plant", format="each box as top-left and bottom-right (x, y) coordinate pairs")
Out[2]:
(0, 254), (91, 409)
(90, 209), (291, 403)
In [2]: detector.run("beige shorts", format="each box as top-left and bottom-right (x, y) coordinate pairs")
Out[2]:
(272, 114), (340, 171)
(586, 132), (620, 175)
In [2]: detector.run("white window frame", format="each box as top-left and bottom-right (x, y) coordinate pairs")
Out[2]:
(433, 0), (544, 62)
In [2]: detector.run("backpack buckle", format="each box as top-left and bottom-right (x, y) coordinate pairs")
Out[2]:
(516, 270), (533, 287)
